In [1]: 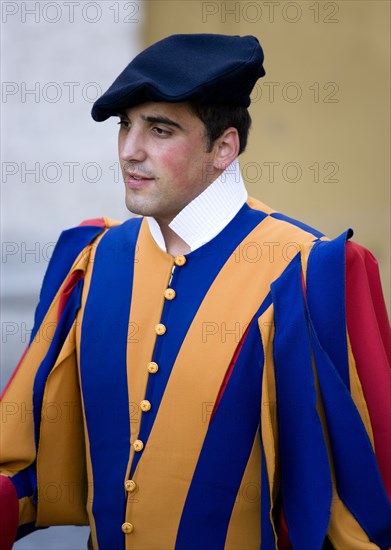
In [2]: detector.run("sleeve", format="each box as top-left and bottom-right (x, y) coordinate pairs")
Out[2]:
(259, 232), (391, 550)
(0, 220), (107, 550)
(345, 241), (391, 499)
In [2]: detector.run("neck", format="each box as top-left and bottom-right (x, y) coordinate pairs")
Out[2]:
(158, 223), (191, 256)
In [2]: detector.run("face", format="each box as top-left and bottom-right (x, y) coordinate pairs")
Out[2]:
(118, 102), (222, 225)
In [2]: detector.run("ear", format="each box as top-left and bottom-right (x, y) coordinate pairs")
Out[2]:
(212, 127), (240, 171)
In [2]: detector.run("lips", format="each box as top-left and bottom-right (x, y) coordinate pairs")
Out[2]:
(125, 172), (155, 189)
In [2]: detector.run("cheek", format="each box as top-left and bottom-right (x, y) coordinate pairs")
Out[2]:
(156, 143), (193, 178)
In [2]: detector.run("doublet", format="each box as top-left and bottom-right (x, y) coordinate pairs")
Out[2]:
(1, 198), (390, 550)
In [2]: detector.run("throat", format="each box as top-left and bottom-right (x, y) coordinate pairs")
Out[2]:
(159, 223), (191, 256)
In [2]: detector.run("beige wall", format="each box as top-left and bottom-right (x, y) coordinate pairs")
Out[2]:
(144, 0), (390, 312)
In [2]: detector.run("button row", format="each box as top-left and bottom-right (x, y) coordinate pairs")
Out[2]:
(122, 261), (187, 538)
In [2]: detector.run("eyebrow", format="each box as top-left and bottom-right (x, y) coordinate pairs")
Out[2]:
(141, 115), (184, 131)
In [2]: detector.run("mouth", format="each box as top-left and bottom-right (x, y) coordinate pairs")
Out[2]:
(125, 172), (156, 189)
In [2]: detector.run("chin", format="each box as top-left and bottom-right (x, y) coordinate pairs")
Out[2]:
(125, 198), (153, 217)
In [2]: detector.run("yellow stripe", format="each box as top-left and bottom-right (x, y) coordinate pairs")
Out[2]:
(18, 495), (37, 526)
(36, 238), (106, 527)
(314, 361), (377, 548)
(328, 497), (380, 549)
(1, 296), (63, 470)
(75, 231), (109, 550)
(125, 214), (313, 548)
(225, 432), (261, 549)
(36, 334), (88, 526)
(300, 242), (375, 444)
(124, 219), (173, 483)
(347, 336), (375, 447)
(247, 196), (276, 215)
(0, 237), (99, 473)
(258, 304), (279, 548)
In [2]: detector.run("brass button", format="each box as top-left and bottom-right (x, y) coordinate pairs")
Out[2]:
(121, 522), (134, 534)
(133, 439), (144, 452)
(147, 361), (159, 374)
(124, 480), (137, 492)
(174, 255), (187, 266)
(164, 288), (176, 300)
(155, 323), (166, 335)
(140, 400), (151, 412)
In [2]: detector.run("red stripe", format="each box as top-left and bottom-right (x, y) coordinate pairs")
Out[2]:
(2, 270), (85, 398)
(345, 241), (391, 500)
(78, 218), (106, 228)
(210, 322), (253, 423)
(0, 476), (19, 550)
(277, 509), (292, 549)
(57, 270), (85, 320)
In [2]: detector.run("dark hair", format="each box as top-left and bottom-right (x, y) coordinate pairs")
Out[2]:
(188, 103), (252, 155)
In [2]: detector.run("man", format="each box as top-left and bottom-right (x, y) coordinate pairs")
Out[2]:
(1, 34), (390, 550)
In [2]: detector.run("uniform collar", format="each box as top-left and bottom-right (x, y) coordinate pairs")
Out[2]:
(146, 158), (247, 252)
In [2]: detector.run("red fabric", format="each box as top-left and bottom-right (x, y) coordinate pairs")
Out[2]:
(345, 241), (391, 501)
(57, 270), (85, 321)
(56, 216), (105, 317)
(0, 476), (19, 550)
(277, 510), (292, 549)
(210, 322), (253, 423)
(277, 241), (391, 546)
(78, 218), (106, 228)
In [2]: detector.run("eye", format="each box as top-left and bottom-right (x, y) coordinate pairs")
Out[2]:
(153, 126), (171, 137)
(117, 119), (130, 129)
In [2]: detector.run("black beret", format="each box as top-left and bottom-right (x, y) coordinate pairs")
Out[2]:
(91, 33), (265, 122)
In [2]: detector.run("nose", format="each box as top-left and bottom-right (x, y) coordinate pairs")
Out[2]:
(118, 126), (147, 163)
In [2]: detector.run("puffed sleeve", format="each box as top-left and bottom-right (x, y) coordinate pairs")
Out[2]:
(0, 220), (107, 550)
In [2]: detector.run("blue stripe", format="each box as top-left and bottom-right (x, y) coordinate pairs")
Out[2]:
(33, 278), (84, 449)
(175, 306), (265, 549)
(11, 468), (36, 500)
(270, 212), (324, 239)
(271, 255), (332, 550)
(80, 218), (142, 550)
(132, 204), (268, 476)
(306, 230), (353, 390)
(309, 317), (391, 549)
(31, 225), (104, 343)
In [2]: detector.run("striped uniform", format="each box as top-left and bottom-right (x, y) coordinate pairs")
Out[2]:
(1, 198), (390, 550)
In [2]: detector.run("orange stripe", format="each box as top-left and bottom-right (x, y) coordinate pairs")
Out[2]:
(36, 239), (105, 527)
(258, 304), (279, 548)
(75, 231), (109, 550)
(0, 241), (96, 472)
(300, 242), (375, 445)
(124, 219), (173, 483)
(36, 335), (88, 526)
(18, 496), (37, 526)
(225, 432), (261, 548)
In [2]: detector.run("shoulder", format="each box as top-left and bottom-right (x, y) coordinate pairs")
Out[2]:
(33, 217), (125, 324)
(246, 196), (325, 244)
